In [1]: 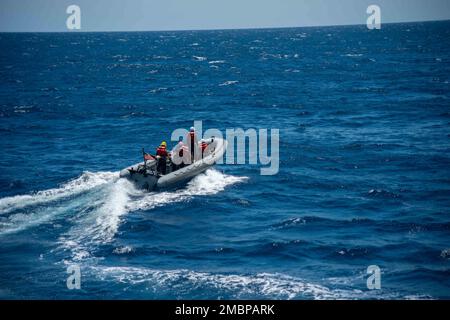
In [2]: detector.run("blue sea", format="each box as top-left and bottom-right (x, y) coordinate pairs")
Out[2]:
(0, 21), (449, 299)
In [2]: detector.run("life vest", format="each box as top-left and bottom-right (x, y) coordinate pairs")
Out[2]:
(156, 146), (168, 157)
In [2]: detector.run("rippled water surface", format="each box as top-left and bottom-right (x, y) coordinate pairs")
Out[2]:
(0, 21), (449, 299)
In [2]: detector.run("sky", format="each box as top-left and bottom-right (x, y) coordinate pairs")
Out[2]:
(0, 0), (449, 32)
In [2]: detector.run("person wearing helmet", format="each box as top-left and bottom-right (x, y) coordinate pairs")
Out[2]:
(156, 141), (169, 175)
(186, 127), (199, 163)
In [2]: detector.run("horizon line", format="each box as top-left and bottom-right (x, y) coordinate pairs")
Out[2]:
(1, 18), (449, 34)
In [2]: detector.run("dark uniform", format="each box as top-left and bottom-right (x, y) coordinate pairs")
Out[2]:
(156, 145), (168, 175)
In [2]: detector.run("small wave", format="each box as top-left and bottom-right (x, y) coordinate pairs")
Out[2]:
(367, 189), (401, 199)
(261, 53), (282, 59)
(13, 105), (36, 114)
(219, 80), (239, 87)
(342, 53), (363, 57)
(153, 55), (171, 60)
(192, 56), (207, 61)
(440, 249), (450, 259)
(92, 266), (335, 299)
(271, 217), (306, 229)
(208, 60), (226, 64)
(148, 87), (168, 94)
(113, 246), (134, 255)
(336, 247), (370, 258)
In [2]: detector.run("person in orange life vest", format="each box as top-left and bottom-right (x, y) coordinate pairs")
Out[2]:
(186, 127), (199, 163)
(156, 141), (169, 175)
(200, 139), (208, 158)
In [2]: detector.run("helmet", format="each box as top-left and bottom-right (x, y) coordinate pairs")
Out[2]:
(190, 127), (195, 132)
(161, 141), (167, 147)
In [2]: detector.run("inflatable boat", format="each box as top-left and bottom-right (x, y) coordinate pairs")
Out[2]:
(120, 137), (227, 190)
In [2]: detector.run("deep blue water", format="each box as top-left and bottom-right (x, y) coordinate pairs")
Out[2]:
(0, 21), (449, 299)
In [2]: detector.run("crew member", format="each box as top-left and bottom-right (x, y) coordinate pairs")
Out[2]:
(156, 141), (168, 175)
(186, 127), (199, 163)
(200, 139), (208, 158)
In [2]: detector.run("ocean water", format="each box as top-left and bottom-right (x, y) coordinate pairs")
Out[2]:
(0, 21), (449, 299)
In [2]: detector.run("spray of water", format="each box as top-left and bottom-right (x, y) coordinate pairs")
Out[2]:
(0, 171), (118, 235)
(0, 169), (247, 261)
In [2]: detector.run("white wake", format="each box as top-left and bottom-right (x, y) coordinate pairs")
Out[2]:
(0, 171), (118, 235)
(90, 266), (364, 300)
(0, 169), (246, 262)
(0, 171), (117, 215)
(127, 169), (247, 212)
